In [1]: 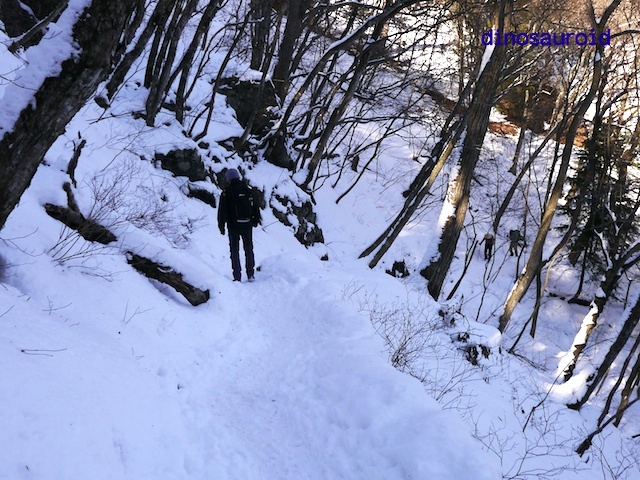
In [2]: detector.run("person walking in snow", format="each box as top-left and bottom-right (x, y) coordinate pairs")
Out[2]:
(218, 168), (261, 282)
(482, 233), (495, 260)
(509, 229), (523, 256)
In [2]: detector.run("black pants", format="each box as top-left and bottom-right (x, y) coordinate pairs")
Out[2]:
(228, 224), (255, 281)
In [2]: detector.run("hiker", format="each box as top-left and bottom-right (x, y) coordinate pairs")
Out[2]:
(218, 168), (261, 282)
(509, 229), (523, 256)
(482, 233), (495, 260)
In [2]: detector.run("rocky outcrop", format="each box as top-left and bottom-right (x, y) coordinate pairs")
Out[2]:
(219, 77), (279, 138)
(272, 195), (324, 247)
(155, 149), (209, 182)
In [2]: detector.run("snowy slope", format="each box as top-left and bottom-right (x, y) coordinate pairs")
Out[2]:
(0, 185), (499, 479)
(1, 3), (639, 479)
(0, 70), (500, 475)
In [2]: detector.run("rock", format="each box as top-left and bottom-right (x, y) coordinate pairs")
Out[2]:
(187, 186), (216, 208)
(219, 77), (279, 137)
(386, 260), (409, 278)
(155, 149), (208, 182)
(272, 195), (324, 247)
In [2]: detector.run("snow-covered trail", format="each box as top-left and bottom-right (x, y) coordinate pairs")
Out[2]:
(159, 253), (499, 479)
(0, 225), (499, 479)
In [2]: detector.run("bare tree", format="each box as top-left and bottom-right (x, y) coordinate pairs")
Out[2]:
(498, 0), (624, 333)
(0, 0), (140, 232)
(421, 0), (513, 299)
(106, 0), (176, 100)
(272, 0), (314, 100)
(145, 0), (199, 126)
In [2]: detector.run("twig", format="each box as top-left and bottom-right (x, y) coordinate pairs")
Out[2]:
(43, 297), (72, 315)
(20, 348), (67, 357)
(122, 300), (153, 324)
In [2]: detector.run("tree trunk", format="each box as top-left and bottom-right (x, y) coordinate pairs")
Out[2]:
(270, 0), (422, 157)
(562, 243), (640, 381)
(0, 0), (37, 37)
(272, 0), (308, 101)
(145, 0), (198, 126)
(173, 0), (223, 124)
(145, 0), (181, 88)
(497, 0), (623, 333)
(190, 14), (251, 141)
(360, 114), (468, 267)
(491, 121), (562, 233)
(44, 204), (117, 244)
(126, 252), (210, 306)
(107, 0), (175, 99)
(420, 0), (510, 300)
(613, 351), (640, 426)
(359, 73), (479, 266)
(569, 290), (640, 410)
(0, 0), (138, 232)
(598, 333), (640, 426)
(299, 32), (382, 189)
(250, 0), (273, 72)
(499, 71), (603, 331)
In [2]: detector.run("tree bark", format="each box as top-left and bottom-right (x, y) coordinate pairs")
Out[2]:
(359, 74), (477, 266)
(0, 0), (138, 232)
(0, 0), (37, 37)
(491, 121), (563, 233)
(126, 252), (210, 306)
(270, 0), (422, 154)
(107, 0), (175, 99)
(173, 0), (224, 124)
(272, 0), (309, 100)
(250, 0), (273, 72)
(561, 242), (640, 381)
(613, 351), (640, 426)
(145, 0), (198, 126)
(6, 0), (66, 51)
(190, 14), (251, 141)
(44, 204), (117, 244)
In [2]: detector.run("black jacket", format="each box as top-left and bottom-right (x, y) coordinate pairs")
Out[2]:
(218, 179), (261, 232)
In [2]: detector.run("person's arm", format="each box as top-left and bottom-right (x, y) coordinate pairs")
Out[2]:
(218, 190), (227, 234)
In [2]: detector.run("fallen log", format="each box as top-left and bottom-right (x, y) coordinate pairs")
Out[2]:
(44, 203), (117, 244)
(126, 252), (210, 306)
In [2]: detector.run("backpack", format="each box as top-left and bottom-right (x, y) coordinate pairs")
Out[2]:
(509, 229), (521, 242)
(234, 188), (254, 224)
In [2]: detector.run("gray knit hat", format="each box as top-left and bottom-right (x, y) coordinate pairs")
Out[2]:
(225, 168), (240, 181)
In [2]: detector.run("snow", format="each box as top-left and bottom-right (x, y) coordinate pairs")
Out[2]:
(1, 2), (639, 479)
(478, 44), (495, 79)
(0, 204), (499, 478)
(0, 78), (501, 477)
(0, 0), (91, 136)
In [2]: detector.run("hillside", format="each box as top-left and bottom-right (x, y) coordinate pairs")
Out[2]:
(1, 1), (640, 479)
